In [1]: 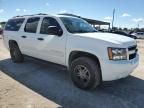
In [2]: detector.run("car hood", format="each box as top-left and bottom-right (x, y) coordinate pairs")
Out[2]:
(75, 32), (136, 45)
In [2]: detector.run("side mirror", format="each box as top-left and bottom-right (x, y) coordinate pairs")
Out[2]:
(48, 26), (63, 36)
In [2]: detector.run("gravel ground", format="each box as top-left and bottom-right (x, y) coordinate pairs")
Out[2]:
(0, 37), (144, 108)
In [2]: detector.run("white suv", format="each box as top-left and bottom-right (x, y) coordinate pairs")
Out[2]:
(3, 14), (139, 89)
(131, 32), (144, 39)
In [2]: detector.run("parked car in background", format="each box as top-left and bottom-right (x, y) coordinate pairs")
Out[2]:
(131, 32), (144, 39)
(3, 14), (139, 90)
(109, 30), (137, 39)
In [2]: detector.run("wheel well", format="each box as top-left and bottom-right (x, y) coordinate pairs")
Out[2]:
(9, 40), (18, 48)
(69, 51), (101, 67)
(69, 51), (102, 81)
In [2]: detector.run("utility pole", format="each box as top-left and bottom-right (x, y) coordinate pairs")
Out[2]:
(138, 23), (139, 28)
(112, 8), (115, 29)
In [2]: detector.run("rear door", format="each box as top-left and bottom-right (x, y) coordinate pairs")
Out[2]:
(19, 17), (40, 57)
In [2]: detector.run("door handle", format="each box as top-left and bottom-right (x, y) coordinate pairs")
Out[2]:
(21, 36), (27, 38)
(37, 38), (44, 41)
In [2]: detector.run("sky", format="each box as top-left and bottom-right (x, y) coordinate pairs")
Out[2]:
(0, 0), (144, 28)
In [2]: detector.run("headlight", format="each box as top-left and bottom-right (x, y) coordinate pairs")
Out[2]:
(108, 47), (127, 60)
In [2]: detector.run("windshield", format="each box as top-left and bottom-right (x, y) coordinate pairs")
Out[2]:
(60, 17), (97, 33)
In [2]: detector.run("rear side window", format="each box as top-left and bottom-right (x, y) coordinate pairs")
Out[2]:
(5, 18), (25, 31)
(24, 17), (40, 33)
(40, 17), (61, 34)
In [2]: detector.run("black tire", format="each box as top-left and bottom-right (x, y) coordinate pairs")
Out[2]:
(70, 57), (101, 90)
(9, 43), (24, 63)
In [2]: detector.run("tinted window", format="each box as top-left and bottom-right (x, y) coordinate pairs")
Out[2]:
(40, 17), (61, 34)
(25, 17), (40, 33)
(5, 18), (25, 31)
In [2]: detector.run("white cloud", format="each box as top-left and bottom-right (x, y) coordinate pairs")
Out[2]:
(16, 8), (21, 12)
(104, 16), (112, 20)
(122, 13), (131, 17)
(0, 9), (4, 13)
(46, 3), (49, 6)
(20, 9), (30, 13)
(23, 9), (27, 12)
(132, 18), (143, 22)
(59, 10), (67, 13)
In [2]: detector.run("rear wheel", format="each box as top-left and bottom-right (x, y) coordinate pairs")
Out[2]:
(9, 43), (24, 63)
(70, 57), (101, 90)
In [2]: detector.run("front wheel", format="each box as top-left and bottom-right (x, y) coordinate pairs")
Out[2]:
(70, 57), (101, 90)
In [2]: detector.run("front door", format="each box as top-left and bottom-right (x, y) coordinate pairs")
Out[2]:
(35, 17), (66, 65)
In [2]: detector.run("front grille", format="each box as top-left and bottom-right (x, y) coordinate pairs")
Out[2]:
(129, 53), (136, 60)
(128, 45), (137, 51)
(128, 45), (137, 60)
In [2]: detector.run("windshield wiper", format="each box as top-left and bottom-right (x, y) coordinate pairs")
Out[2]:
(74, 30), (98, 33)
(75, 30), (88, 33)
(91, 30), (98, 32)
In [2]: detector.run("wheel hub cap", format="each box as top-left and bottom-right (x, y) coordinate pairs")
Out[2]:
(74, 65), (90, 82)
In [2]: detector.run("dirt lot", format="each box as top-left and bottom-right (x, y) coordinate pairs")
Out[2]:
(0, 37), (144, 108)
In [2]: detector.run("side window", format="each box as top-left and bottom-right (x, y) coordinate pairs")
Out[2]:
(40, 17), (61, 34)
(5, 18), (25, 31)
(24, 17), (40, 33)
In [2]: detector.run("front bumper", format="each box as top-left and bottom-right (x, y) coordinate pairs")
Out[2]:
(101, 54), (139, 81)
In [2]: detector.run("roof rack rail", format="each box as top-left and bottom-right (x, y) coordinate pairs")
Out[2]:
(58, 13), (81, 18)
(37, 13), (47, 15)
(13, 13), (48, 18)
